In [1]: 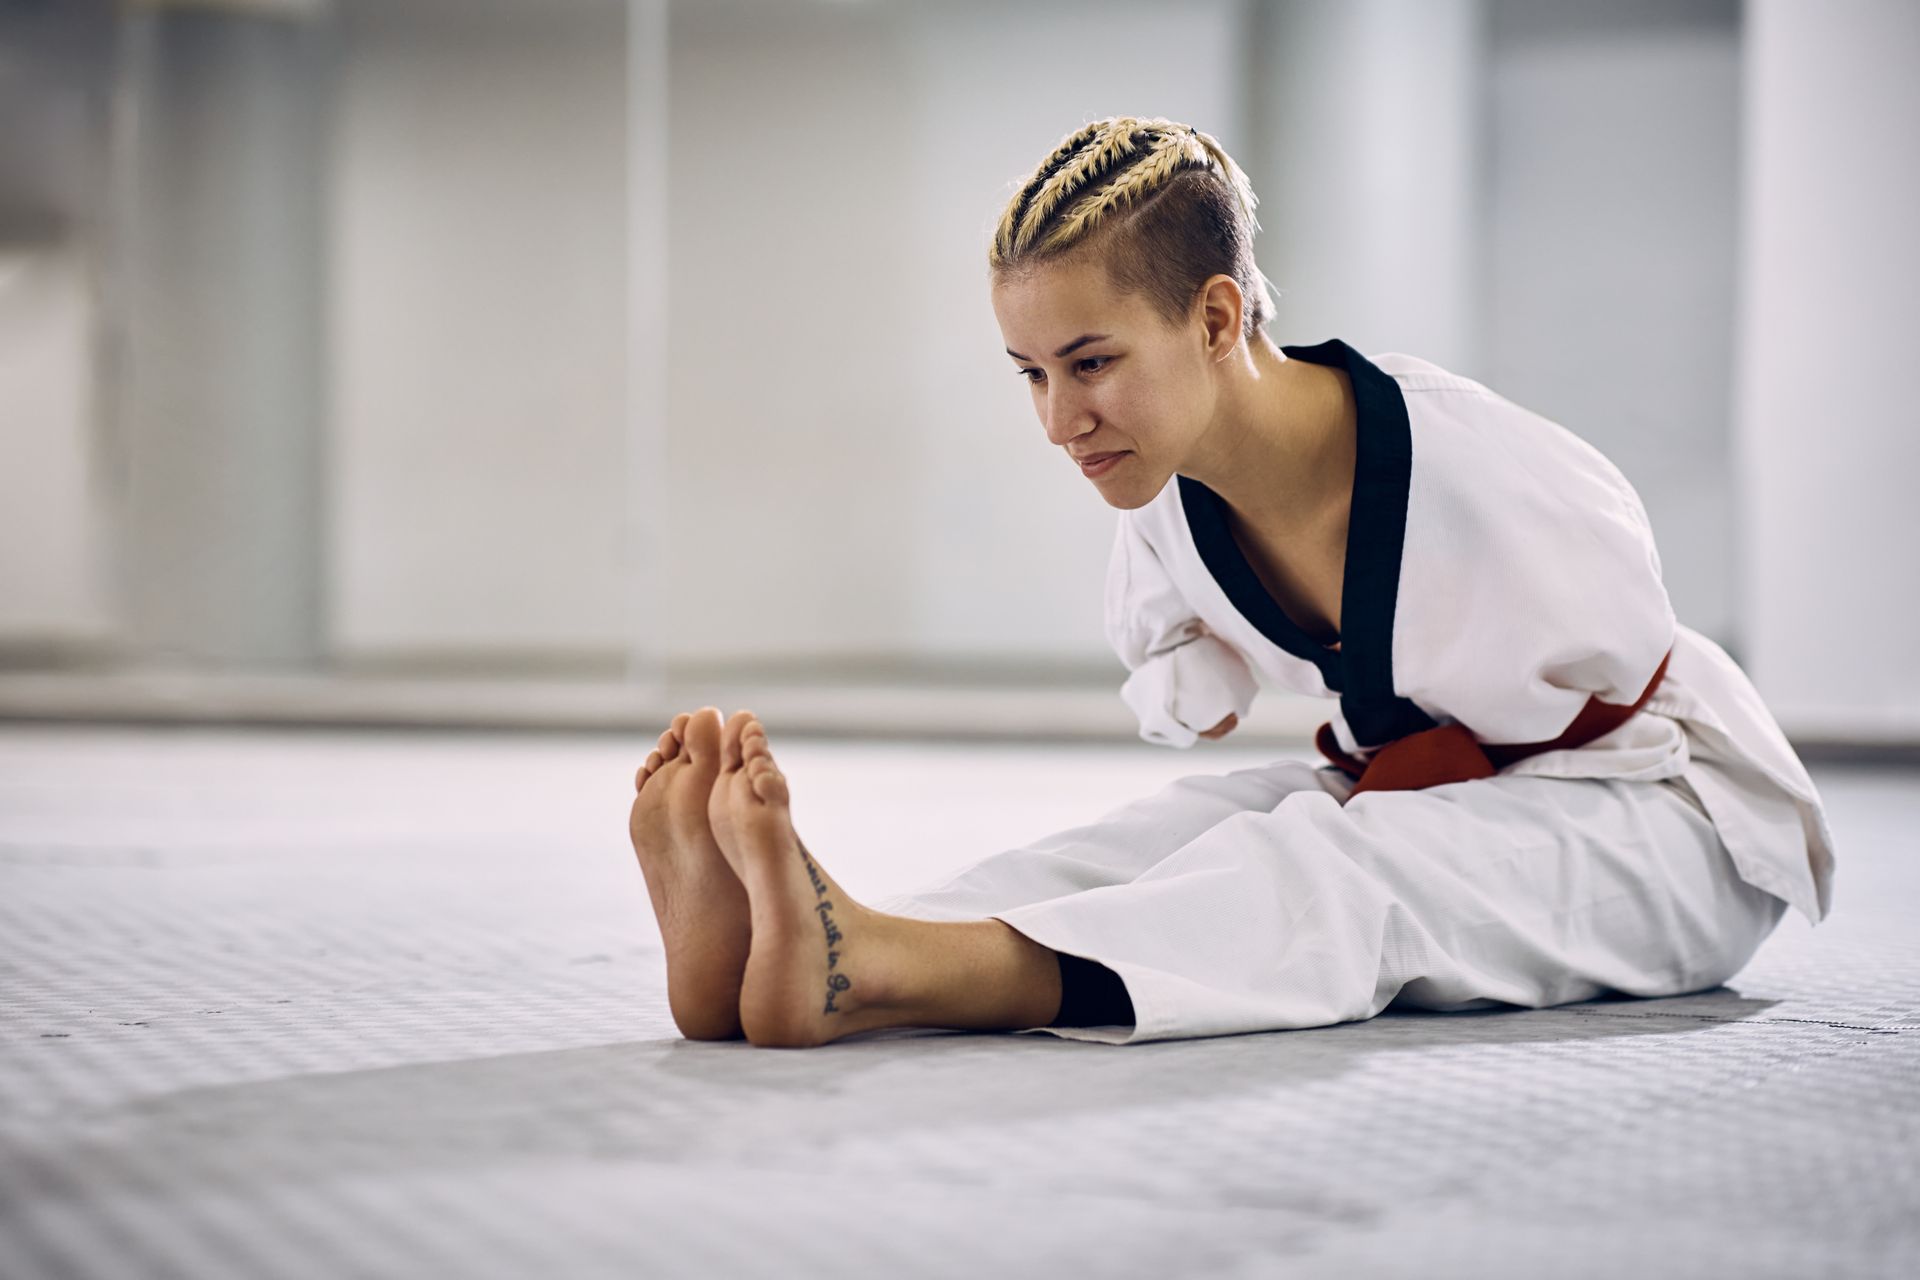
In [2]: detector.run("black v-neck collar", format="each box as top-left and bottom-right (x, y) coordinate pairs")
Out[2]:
(1179, 476), (1341, 681)
(1178, 339), (1436, 747)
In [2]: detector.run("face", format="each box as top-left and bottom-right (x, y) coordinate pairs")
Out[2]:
(991, 256), (1215, 509)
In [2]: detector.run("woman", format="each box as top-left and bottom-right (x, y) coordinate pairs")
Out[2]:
(627, 116), (1834, 1048)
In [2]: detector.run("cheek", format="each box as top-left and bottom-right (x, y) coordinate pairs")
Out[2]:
(1122, 358), (1188, 417)
(1116, 379), (1178, 438)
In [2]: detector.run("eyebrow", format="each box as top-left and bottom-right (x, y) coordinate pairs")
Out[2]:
(1005, 333), (1112, 362)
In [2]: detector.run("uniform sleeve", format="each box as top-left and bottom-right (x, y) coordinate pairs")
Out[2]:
(1105, 514), (1259, 748)
(1391, 398), (1677, 746)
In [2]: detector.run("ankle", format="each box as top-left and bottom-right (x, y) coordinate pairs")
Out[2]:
(877, 915), (1062, 1032)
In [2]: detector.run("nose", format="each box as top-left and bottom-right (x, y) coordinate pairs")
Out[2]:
(1041, 382), (1095, 448)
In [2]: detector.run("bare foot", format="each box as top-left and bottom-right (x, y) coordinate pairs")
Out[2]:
(629, 707), (753, 1041)
(709, 711), (902, 1048)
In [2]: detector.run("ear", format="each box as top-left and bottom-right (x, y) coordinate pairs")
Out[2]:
(1196, 274), (1244, 361)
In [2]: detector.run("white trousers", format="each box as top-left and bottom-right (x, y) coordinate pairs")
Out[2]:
(870, 760), (1787, 1044)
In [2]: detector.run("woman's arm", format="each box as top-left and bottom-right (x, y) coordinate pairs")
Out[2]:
(1198, 712), (1238, 740)
(1105, 516), (1257, 748)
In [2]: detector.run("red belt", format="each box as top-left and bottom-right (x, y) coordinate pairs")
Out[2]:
(1315, 646), (1673, 797)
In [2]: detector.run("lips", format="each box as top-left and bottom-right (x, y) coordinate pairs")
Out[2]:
(1073, 451), (1126, 465)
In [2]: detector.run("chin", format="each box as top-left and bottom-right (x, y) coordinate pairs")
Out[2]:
(1096, 477), (1160, 512)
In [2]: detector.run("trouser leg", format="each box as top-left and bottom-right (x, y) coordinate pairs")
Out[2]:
(870, 757), (1339, 922)
(980, 771), (1785, 1045)
(869, 757), (1341, 1032)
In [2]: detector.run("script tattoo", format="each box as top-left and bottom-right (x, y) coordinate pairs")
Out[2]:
(800, 842), (850, 1013)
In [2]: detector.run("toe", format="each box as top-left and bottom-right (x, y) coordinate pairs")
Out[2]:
(684, 707), (724, 762)
(720, 708), (755, 771)
(736, 718), (788, 800)
(739, 718), (773, 764)
(657, 726), (681, 760)
(746, 758), (788, 807)
(637, 750), (664, 790)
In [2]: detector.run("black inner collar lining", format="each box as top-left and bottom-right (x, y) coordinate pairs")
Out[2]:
(1178, 338), (1436, 746)
(1178, 475), (1343, 687)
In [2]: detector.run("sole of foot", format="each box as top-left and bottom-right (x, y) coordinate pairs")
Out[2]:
(630, 706), (753, 1041)
(708, 710), (902, 1048)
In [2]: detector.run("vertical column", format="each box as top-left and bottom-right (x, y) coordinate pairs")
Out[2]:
(1241, 0), (1486, 371)
(0, 0), (117, 655)
(1734, 0), (1920, 738)
(110, 0), (331, 667)
(626, 0), (669, 687)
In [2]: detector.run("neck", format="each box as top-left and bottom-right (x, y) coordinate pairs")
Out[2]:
(1180, 333), (1354, 532)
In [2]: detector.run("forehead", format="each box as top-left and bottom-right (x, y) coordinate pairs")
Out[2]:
(991, 256), (1148, 341)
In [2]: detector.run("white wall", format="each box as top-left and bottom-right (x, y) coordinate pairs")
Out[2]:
(899, 0), (1251, 663)
(661, 0), (1252, 669)
(660, 1), (921, 668)
(1244, 0), (1487, 374)
(1484, 0), (1742, 646)
(114, 9), (331, 667)
(0, 241), (113, 649)
(0, 1), (115, 653)
(9, 0), (1913, 744)
(329, 0), (630, 664)
(1736, 0), (1920, 738)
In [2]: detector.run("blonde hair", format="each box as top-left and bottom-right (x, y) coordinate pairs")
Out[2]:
(991, 116), (1276, 339)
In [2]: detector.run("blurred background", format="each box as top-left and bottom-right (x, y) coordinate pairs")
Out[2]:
(1, 0), (1915, 750)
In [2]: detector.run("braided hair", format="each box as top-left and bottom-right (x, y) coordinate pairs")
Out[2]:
(991, 117), (1277, 340)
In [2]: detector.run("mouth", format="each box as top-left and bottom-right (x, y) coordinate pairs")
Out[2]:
(1075, 450), (1130, 477)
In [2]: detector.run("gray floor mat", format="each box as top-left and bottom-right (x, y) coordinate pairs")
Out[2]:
(1, 726), (1915, 1279)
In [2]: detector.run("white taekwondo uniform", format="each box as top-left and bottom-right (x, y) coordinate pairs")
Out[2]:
(873, 339), (1834, 1045)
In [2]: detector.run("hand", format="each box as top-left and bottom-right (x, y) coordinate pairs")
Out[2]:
(1198, 712), (1238, 740)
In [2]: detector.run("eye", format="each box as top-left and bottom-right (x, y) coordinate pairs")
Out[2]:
(1014, 356), (1112, 384)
